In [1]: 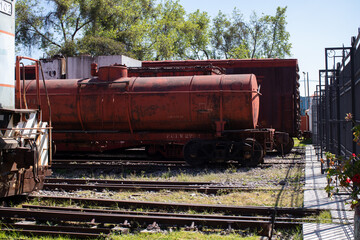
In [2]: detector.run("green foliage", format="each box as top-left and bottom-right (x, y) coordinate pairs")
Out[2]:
(81, 0), (156, 59)
(261, 7), (291, 58)
(77, 36), (134, 57)
(16, 0), (93, 56)
(16, 0), (291, 60)
(325, 152), (360, 208)
(149, 0), (187, 60)
(211, 7), (291, 59)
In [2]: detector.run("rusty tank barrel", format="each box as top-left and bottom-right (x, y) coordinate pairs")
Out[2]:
(23, 67), (259, 133)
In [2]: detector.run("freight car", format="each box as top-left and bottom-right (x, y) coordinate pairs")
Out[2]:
(22, 65), (289, 166)
(141, 59), (300, 153)
(0, 3), (51, 198)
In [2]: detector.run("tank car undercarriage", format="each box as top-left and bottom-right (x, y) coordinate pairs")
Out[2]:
(52, 128), (289, 167)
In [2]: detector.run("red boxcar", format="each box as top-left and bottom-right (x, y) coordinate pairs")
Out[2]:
(142, 59), (300, 139)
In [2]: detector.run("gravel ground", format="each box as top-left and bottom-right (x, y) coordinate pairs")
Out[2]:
(32, 148), (305, 208)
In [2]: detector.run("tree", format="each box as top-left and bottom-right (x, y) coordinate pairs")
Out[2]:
(15, 0), (155, 57)
(183, 10), (211, 59)
(211, 11), (232, 59)
(16, 0), (92, 57)
(15, 0), (211, 60)
(77, 36), (134, 57)
(261, 7), (291, 58)
(81, 0), (156, 59)
(147, 0), (187, 60)
(16, 0), (290, 60)
(211, 7), (291, 59)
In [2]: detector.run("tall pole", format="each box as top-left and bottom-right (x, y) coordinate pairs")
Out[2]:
(303, 72), (306, 98)
(303, 72), (306, 117)
(307, 72), (310, 108)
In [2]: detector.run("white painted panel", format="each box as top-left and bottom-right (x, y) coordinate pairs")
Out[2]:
(0, 1), (15, 109)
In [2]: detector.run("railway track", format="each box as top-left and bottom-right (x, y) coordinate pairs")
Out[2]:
(0, 195), (321, 238)
(50, 146), (306, 170)
(50, 157), (304, 171)
(0, 147), (306, 238)
(50, 159), (188, 171)
(28, 195), (321, 217)
(43, 178), (297, 193)
(0, 205), (298, 238)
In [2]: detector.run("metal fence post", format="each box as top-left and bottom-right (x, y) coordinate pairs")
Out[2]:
(351, 36), (357, 155)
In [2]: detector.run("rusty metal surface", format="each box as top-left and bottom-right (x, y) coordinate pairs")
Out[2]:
(24, 73), (259, 132)
(0, 167), (50, 198)
(142, 59), (300, 137)
(22, 70), (261, 153)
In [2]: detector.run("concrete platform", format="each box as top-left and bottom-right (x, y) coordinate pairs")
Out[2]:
(303, 145), (354, 240)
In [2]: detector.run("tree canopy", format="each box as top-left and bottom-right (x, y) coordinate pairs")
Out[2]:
(16, 0), (291, 60)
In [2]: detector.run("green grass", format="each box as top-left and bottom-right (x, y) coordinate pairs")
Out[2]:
(110, 231), (260, 240)
(294, 137), (312, 147)
(317, 211), (332, 223)
(0, 230), (70, 240)
(303, 210), (332, 224)
(0, 229), (260, 240)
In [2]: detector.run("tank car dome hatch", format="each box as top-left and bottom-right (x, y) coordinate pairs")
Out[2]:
(97, 65), (128, 81)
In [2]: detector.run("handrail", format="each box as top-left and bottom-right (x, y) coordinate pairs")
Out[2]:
(15, 56), (40, 109)
(15, 56), (53, 164)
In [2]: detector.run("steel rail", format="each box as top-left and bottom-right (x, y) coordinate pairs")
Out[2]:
(42, 183), (261, 193)
(50, 163), (188, 170)
(43, 178), (299, 194)
(45, 178), (226, 186)
(52, 159), (186, 164)
(42, 181), (296, 193)
(0, 207), (300, 230)
(52, 159), (305, 165)
(22, 204), (323, 223)
(29, 195), (321, 217)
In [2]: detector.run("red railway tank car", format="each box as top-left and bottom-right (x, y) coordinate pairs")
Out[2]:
(22, 66), (288, 166)
(142, 59), (300, 152)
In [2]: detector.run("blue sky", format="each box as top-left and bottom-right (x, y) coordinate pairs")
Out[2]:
(177, 0), (360, 96)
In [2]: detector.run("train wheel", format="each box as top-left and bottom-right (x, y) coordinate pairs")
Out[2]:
(183, 140), (212, 166)
(276, 137), (294, 155)
(241, 138), (264, 167)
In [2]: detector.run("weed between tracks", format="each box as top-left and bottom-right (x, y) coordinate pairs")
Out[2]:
(0, 229), (261, 240)
(46, 161), (305, 208)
